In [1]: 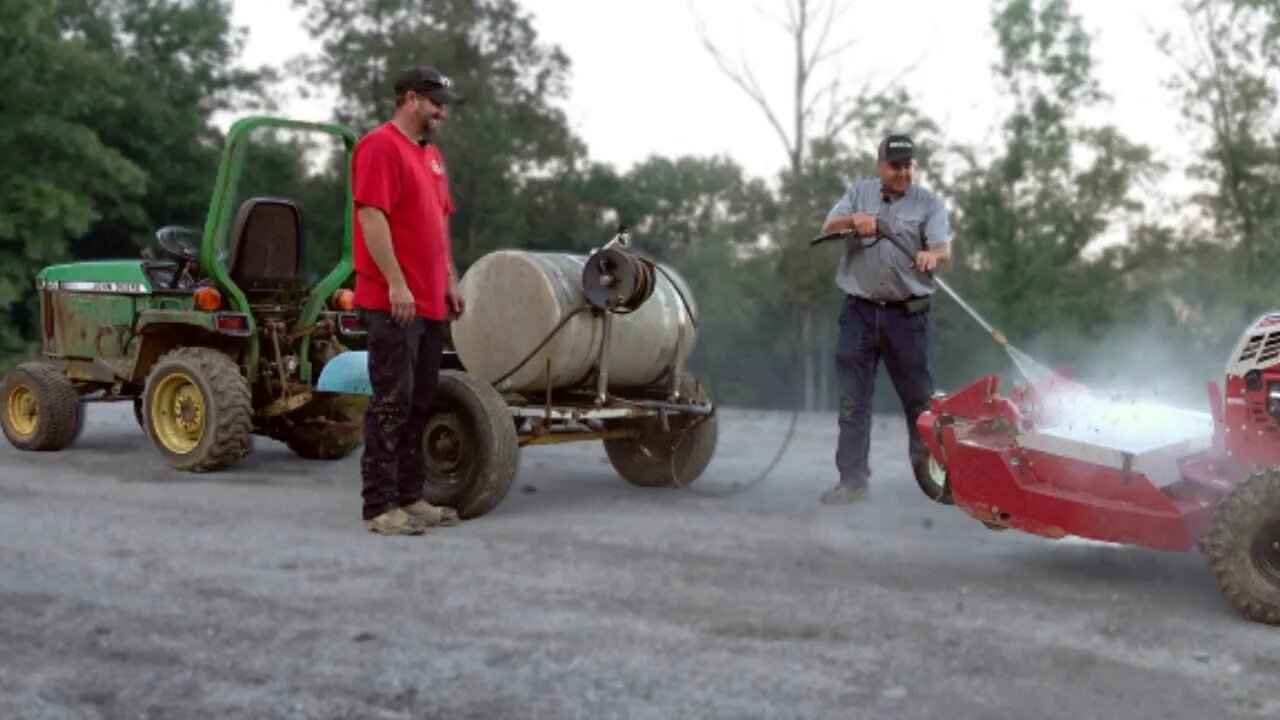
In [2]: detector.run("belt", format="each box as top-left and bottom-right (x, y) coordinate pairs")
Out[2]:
(850, 294), (924, 308)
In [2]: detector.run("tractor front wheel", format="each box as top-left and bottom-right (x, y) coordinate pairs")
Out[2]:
(1205, 465), (1280, 626)
(143, 348), (252, 472)
(1, 362), (82, 451)
(420, 370), (518, 519)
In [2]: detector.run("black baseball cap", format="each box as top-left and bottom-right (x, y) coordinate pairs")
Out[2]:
(394, 66), (463, 106)
(879, 134), (915, 162)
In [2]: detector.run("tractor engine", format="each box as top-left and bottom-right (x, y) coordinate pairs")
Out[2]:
(1218, 312), (1280, 467)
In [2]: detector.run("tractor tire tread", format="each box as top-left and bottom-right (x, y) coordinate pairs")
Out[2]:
(145, 347), (252, 473)
(1205, 465), (1280, 626)
(281, 396), (363, 461)
(1, 362), (82, 451)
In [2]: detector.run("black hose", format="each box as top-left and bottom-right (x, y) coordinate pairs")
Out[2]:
(642, 257), (799, 497)
(490, 305), (593, 387)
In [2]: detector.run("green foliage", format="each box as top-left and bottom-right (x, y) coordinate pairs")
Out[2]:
(2, 0), (1278, 414)
(293, 0), (586, 266)
(0, 0), (146, 357)
(939, 0), (1162, 391)
(1158, 0), (1280, 330)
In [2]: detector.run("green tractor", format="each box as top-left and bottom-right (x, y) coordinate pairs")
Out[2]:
(1, 116), (370, 471)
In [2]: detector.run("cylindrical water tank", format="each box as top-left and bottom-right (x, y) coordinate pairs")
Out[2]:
(450, 250), (698, 394)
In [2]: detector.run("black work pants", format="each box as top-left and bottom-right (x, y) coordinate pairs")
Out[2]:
(358, 308), (445, 520)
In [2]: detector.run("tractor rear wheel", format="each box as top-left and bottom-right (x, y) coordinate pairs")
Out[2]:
(603, 374), (717, 488)
(276, 394), (363, 460)
(1205, 465), (1280, 626)
(420, 370), (518, 519)
(143, 348), (252, 473)
(1, 362), (82, 451)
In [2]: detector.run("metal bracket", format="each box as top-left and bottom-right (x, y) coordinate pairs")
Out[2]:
(595, 311), (613, 405)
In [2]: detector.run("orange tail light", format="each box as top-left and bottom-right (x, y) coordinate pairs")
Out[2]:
(331, 289), (355, 311)
(194, 287), (222, 311)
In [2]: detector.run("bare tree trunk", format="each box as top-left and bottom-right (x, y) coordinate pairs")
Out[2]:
(801, 309), (816, 411)
(817, 323), (831, 411)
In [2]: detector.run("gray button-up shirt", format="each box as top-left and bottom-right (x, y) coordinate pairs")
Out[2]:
(825, 180), (953, 301)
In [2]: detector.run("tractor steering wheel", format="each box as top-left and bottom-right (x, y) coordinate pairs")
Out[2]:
(155, 226), (203, 263)
(154, 226), (205, 290)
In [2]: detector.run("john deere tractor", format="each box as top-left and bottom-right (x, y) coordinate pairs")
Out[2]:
(1, 116), (370, 471)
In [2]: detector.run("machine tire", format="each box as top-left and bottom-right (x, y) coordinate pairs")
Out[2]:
(603, 374), (717, 488)
(278, 395), (363, 460)
(420, 370), (518, 519)
(143, 347), (252, 473)
(913, 454), (955, 505)
(133, 397), (146, 434)
(1, 362), (82, 451)
(1205, 465), (1280, 626)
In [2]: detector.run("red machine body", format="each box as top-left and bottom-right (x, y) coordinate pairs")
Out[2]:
(918, 312), (1280, 552)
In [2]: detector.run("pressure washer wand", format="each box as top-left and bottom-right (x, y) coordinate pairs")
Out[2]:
(809, 228), (1008, 347)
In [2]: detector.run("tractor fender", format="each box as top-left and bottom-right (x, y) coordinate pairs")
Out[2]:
(316, 350), (372, 396)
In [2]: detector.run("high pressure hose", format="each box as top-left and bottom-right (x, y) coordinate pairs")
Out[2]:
(637, 257), (800, 498)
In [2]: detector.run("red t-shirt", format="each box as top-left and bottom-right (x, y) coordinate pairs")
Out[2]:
(351, 122), (456, 320)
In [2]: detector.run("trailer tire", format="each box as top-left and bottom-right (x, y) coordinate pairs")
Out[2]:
(1205, 465), (1280, 626)
(420, 370), (518, 519)
(1, 362), (82, 452)
(604, 374), (717, 488)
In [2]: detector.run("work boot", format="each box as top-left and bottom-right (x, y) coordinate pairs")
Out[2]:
(401, 500), (461, 527)
(820, 483), (869, 505)
(364, 508), (428, 536)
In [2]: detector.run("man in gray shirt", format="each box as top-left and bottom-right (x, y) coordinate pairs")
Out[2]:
(818, 133), (953, 505)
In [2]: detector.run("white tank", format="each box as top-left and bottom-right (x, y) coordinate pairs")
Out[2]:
(451, 250), (698, 394)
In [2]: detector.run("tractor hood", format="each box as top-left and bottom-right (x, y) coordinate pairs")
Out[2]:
(37, 261), (154, 294)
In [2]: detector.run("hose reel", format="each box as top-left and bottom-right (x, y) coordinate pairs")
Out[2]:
(581, 247), (656, 313)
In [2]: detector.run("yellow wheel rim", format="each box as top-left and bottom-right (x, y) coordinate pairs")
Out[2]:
(5, 383), (38, 438)
(150, 372), (206, 454)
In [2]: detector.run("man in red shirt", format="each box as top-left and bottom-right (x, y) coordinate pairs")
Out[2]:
(352, 66), (466, 536)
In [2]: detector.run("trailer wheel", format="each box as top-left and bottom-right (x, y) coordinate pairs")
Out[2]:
(1205, 465), (1280, 626)
(420, 370), (518, 519)
(1, 362), (82, 451)
(604, 374), (717, 488)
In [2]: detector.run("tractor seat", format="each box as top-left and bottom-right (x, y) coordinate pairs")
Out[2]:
(226, 197), (303, 296)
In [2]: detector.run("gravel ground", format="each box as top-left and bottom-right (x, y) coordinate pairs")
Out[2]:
(1, 402), (1277, 720)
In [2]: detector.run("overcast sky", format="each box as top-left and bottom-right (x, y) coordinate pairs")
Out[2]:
(230, 0), (1196, 194)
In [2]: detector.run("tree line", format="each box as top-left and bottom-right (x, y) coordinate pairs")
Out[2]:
(2, 0), (1277, 412)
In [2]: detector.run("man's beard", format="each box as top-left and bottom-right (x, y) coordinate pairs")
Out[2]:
(421, 112), (440, 138)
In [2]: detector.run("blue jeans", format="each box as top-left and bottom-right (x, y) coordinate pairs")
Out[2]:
(834, 295), (934, 489)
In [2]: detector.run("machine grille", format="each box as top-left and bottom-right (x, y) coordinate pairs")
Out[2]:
(1262, 333), (1280, 363)
(1239, 332), (1280, 364)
